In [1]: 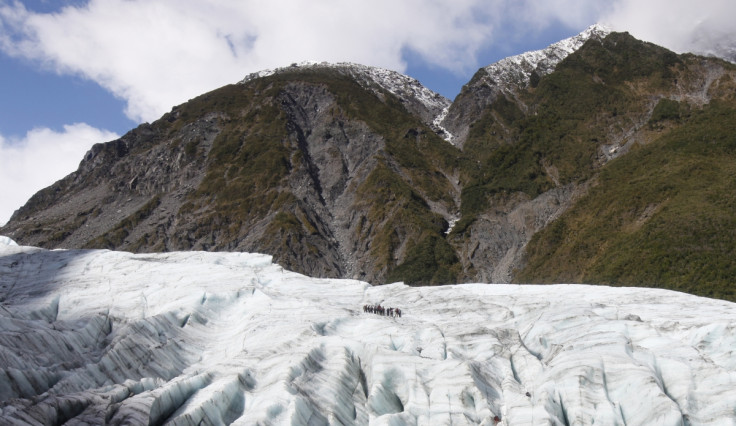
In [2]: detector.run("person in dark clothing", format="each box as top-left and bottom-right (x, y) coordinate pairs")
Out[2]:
(363, 304), (403, 318)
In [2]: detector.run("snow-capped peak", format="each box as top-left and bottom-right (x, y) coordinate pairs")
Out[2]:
(242, 61), (448, 110)
(482, 24), (612, 88)
(240, 61), (452, 140)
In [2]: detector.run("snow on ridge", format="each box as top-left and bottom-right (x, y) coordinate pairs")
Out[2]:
(432, 105), (454, 143)
(240, 61), (453, 141)
(482, 24), (612, 88)
(2, 242), (736, 424)
(239, 60), (323, 83)
(241, 61), (449, 113)
(349, 62), (450, 112)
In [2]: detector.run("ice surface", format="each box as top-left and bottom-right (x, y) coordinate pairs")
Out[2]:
(1, 240), (735, 425)
(0, 236), (16, 246)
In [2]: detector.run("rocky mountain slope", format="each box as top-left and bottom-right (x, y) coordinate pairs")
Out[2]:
(444, 28), (736, 296)
(1, 62), (462, 284)
(442, 24), (612, 148)
(2, 28), (736, 301)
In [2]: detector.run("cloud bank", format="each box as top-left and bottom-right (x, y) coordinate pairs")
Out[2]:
(1, 0), (502, 123)
(0, 124), (119, 226)
(0, 0), (609, 123)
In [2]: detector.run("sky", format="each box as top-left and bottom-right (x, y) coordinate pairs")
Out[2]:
(1, 0), (735, 226)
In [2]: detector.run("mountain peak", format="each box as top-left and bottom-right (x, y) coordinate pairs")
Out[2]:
(482, 24), (611, 88)
(240, 61), (451, 132)
(440, 24), (612, 147)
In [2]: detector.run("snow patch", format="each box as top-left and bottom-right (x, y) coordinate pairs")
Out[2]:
(444, 214), (460, 235)
(482, 24), (611, 89)
(433, 105), (455, 143)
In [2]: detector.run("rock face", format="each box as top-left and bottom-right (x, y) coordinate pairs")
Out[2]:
(3, 30), (736, 299)
(2, 63), (461, 284)
(443, 30), (736, 296)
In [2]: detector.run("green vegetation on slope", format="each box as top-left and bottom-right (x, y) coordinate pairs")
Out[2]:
(354, 161), (461, 285)
(517, 101), (736, 302)
(386, 234), (461, 285)
(167, 68), (465, 282)
(85, 195), (162, 249)
(454, 33), (683, 234)
(649, 98), (690, 129)
(176, 82), (295, 244)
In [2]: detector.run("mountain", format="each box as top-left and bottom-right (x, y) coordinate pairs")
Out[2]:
(442, 24), (612, 148)
(1, 62), (463, 284)
(442, 28), (736, 298)
(2, 27), (736, 300)
(2, 239), (736, 424)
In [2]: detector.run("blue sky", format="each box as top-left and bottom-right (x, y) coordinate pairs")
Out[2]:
(0, 52), (133, 137)
(1, 0), (734, 226)
(2, 26), (576, 140)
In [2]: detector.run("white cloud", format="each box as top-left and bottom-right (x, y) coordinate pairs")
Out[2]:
(0, 124), (119, 226)
(600, 0), (736, 60)
(510, 0), (608, 30)
(0, 0), (501, 124)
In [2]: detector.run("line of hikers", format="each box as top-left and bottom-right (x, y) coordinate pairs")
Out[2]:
(363, 304), (401, 318)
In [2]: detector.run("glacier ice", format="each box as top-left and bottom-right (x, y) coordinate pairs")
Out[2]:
(1, 241), (735, 425)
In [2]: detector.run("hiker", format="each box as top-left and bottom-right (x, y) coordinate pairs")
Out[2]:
(362, 304), (402, 318)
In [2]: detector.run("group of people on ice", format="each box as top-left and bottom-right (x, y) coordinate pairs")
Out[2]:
(363, 304), (402, 318)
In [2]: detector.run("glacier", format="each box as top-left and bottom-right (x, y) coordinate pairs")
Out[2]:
(1, 237), (735, 425)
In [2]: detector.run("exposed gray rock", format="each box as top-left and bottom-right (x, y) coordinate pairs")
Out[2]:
(453, 183), (589, 283)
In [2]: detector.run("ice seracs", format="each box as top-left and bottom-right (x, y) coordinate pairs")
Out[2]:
(1, 240), (735, 425)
